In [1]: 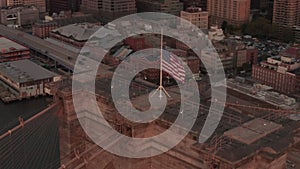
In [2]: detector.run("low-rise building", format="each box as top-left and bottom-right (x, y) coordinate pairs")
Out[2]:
(33, 20), (58, 39)
(49, 23), (100, 48)
(180, 7), (208, 30)
(124, 36), (150, 51)
(208, 25), (225, 41)
(0, 59), (60, 99)
(212, 40), (258, 71)
(252, 47), (300, 94)
(0, 37), (30, 62)
(236, 46), (258, 68)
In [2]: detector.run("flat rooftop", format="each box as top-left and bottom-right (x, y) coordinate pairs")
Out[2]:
(51, 23), (100, 41)
(0, 37), (28, 54)
(224, 118), (282, 145)
(61, 75), (300, 165)
(0, 59), (58, 83)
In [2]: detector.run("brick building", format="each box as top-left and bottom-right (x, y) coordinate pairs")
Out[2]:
(273, 0), (300, 28)
(49, 0), (80, 14)
(180, 7), (208, 30)
(252, 51), (300, 94)
(246, 47), (258, 64)
(236, 47), (258, 67)
(32, 20), (58, 39)
(124, 36), (150, 51)
(273, 0), (300, 41)
(176, 40), (189, 51)
(236, 49), (247, 68)
(207, 0), (251, 27)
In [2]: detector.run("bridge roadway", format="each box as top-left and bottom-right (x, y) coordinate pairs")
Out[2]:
(0, 24), (78, 70)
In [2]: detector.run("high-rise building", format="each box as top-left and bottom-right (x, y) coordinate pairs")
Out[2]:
(273, 0), (300, 28)
(180, 7), (208, 30)
(49, 0), (80, 14)
(207, 0), (251, 26)
(6, 0), (46, 13)
(24, 0), (46, 12)
(136, 0), (183, 16)
(81, 0), (136, 22)
(251, 0), (269, 9)
(0, 5), (39, 26)
(7, 0), (22, 6)
(0, 0), (7, 7)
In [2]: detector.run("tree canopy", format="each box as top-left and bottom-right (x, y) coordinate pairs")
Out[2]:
(242, 17), (294, 42)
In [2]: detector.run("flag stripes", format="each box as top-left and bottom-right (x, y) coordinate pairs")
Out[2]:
(162, 51), (185, 83)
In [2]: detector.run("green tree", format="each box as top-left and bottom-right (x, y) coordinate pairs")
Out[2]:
(243, 17), (272, 38)
(243, 17), (295, 42)
(221, 21), (228, 32)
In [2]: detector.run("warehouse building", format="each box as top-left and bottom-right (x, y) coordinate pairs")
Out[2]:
(0, 36), (30, 62)
(0, 59), (60, 99)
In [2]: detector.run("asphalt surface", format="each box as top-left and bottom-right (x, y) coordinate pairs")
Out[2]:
(0, 24), (78, 70)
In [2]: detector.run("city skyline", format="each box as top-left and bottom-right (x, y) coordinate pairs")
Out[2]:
(0, 0), (299, 169)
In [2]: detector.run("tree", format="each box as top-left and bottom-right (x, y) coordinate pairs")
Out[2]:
(243, 17), (272, 38)
(243, 17), (295, 42)
(221, 21), (228, 32)
(270, 24), (295, 42)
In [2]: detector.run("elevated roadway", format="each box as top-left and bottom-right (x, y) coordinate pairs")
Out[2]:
(0, 24), (78, 70)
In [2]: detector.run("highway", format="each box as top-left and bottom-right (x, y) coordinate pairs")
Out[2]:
(0, 24), (78, 70)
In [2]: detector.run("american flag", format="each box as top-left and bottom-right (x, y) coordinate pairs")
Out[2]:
(162, 51), (185, 83)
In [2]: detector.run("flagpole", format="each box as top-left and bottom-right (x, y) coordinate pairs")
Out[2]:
(151, 28), (170, 98)
(159, 29), (163, 97)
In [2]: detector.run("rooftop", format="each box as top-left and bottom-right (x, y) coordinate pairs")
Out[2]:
(281, 47), (300, 59)
(0, 59), (58, 83)
(0, 37), (28, 54)
(51, 23), (101, 41)
(224, 118), (282, 145)
(184, 7), (205, 13)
